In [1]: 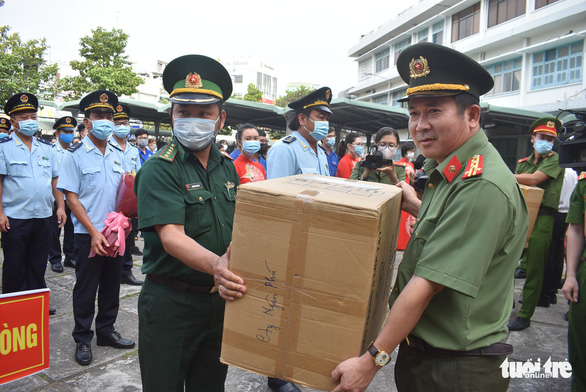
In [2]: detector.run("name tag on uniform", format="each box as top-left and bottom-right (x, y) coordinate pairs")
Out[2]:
(185, 183), (202, 191)
(113, 160), (122, 167)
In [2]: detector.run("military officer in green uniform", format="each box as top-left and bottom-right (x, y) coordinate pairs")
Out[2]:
(134, 54), (246, 392)
(563, 171), (586, 392)
(508, 118), (564, 331)
(331, 42), (528, 392)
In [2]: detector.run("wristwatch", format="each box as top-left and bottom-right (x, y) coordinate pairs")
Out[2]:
(367, 342), (391, 367)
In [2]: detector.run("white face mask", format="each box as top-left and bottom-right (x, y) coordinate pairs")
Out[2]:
(406, 152), (415, 161)
(173, 117), (219, 152)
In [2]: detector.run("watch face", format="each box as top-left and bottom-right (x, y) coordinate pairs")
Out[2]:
(375, 351), (390, 366)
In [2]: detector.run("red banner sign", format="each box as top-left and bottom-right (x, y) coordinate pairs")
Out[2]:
(0, 289), (50, 385)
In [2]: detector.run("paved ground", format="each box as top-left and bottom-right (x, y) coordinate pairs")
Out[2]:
(0, 238), (573, 391)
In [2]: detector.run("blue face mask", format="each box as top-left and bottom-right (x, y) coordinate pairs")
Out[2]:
(114, 125), (131, 138)
(17, 119), (39, 136)
(304, 117), (330, 142)
(59, 133), (75, 144)
(326, 137), (336, 147)
(534, 139), (553, 155)
(353, 144), (363, 156)
(90, 119), (114, 140)
(242, 140), (260, 155)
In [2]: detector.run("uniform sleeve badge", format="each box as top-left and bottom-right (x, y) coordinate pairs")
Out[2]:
(462, 155), (484, 179)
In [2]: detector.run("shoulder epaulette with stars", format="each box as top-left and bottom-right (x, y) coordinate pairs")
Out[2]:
(578, 172), (586, 181)
(282, 135), (296, 144)
(394, 160), (407, 167)
(462, 154), (484, 179)
(37, 138), (51, 145)
(0, 136), (12, 143)
(67, 141), (82, 152)
(156, 142), (178, 162)
(517, 157), (529, 163)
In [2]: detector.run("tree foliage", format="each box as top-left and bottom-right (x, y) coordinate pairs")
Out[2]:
(60, 27), (144, 99)
(275, 86), (315, 108)
(0, 25), (59, 105)
(243, 83), (263, 102)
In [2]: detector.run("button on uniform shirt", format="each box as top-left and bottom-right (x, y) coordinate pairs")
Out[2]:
(0, 134), (59, 219)
(109, 137), (141, 172)
(388, 130), (528, 351)
(266, 131), (329, 179)
(135, 140), (238, 286)
(57, 138), (127, 234)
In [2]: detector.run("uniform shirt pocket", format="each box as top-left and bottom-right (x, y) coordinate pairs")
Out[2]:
(81, 166), (101, 189)
(183, 189), (214, 237)
(9, 161), (28, 177)
(37, 156), (52, 178)
(300, 167), (318, 174)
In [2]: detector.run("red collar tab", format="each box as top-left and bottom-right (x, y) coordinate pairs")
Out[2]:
(442, 155), (462, 183)
(462, 155), (484, 179)
(578, 172), (586, 181)
(518, 157), (529, 163)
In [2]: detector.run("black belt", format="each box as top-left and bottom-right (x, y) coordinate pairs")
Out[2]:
(537, 207), (555, 216)
(148, 275), (217, 294)
(405, 335), (513, 356)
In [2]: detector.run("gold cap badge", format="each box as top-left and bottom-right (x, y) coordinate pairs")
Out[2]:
(20, 94), (29, 103)
(186, 72), (203, 89)
(547, 121), (555, 128)
(66, 117), (71, 124)
(326, 89), (331, 100)
(100, 93), (109, 103)
(409, 56), (430, 79)
(116, 105), (123, 112)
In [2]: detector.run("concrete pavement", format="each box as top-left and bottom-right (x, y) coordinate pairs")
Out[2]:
(0, 240), (573, 391)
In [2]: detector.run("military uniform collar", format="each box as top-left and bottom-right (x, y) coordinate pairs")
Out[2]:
(108, 136), (126, 152)
(527, 150), (556, 164)
(13, 133), (39, 150)
(172, 137), (224, 168)
(424, 129), (489, 182)
(292, 131), (310, 151)
(83, 136), (114, 155)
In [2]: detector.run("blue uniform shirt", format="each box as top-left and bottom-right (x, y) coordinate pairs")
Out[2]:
(266, 131), (330, 179)
(53, 142), (68, 168)
(57, 137), (127, 234)
(109, 136), (141, 172)
(138, 148), (153, 165)
(319, 144), (339, 177)
(0, 134), (59, 219)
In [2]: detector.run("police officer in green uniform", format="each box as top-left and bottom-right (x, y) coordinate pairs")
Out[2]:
(331, 42), (528, 392)
(562, 171), (586, 392)
(508, 118), (564, 331)
(135, 54), (246, 392)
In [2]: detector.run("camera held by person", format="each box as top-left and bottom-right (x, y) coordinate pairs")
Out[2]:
(361, 144), (394, 169)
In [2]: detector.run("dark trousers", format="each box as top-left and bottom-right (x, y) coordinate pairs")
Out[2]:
(1, 217), (52, 293)
(48, 202), (75, 265)
(394, 341), (509, 392)
(122, 218), (137, 277)
(568, 262), (586, 392)
(540, 211), (567, 299)
(72, 234), (123, 343)
(138, 277), (227, 392)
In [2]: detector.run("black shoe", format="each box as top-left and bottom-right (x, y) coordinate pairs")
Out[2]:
(75, 342), (92, 365)
(49, 307), (56, 315)
(537, 297), (551, 307)
(549, 293), (557, 305)
(508, 316), (531, 331)
(121, 274), (143, 286)
(96, 331), (135, 349)
(268, 382), (301, 392)
(51, 263), (64, 273)
(130, 247), (143, 256)
(514, 268), (526, 279)
(64, 257), (76, 268)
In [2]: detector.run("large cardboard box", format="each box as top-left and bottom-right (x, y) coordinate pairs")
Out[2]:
(520, 184), (545, 248)
(221, 174), (402, 390)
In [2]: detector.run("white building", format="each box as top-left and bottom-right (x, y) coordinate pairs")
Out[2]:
(222, 57), (279, 104)
(131, 59), (168, 103)
(347, 0), (586, 113)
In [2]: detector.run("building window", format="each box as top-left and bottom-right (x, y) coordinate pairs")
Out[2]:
(372, 94), (389, 105)
(392, 89), (407, 107)
(272, 77), (277, 99)
(394, 39), (411, 64)
(359, 58), (373, 81)
(256, 72), (262, 90)
(418, 28), (428, 43)
(432, 22), (444, 44)
(535, 0), (559, 8)
(451, 3), (480, 42)
(485, 58), (522, 95)
(532, 41), (583, 89)
(488, 0), (525, 28)
(375, 48), (390, 73)
(233, 75), (243, 83)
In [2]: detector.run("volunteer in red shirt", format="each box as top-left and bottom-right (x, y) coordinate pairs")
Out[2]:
(398, 141), (416, 184)
(233, 123), (266, 184)
(336, 133), (362, 178)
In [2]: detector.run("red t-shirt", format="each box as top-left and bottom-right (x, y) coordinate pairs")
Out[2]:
(233, 154), (266, 184)
(336, 154), (360, 178)
(398, 157), (415, 183)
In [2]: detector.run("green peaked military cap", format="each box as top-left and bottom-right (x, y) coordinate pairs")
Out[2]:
(397, 42), (494, 102)
(4, 92), (38, 115)
(53, 116), (77, 130)
(79, 90), (118, 113)
(530, 117), (562, 137)
(163, 55), (233, 104)
(288, 86), (333, 114)
(113, 103), (131, 120)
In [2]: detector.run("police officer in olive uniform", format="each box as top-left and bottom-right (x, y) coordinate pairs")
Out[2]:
(508, 118), (564, 331)
(331, 42), (528, 392)
(267, 87), (332, 179)
(0, 117), (10, 138)
(0, 93), (65, 317)
(562, 171), (586, 392)
(58, 90), (135, 366)
(135, 54), (246, 392)
(48, 116), (77, 272)
(109, 103), (143, 286)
